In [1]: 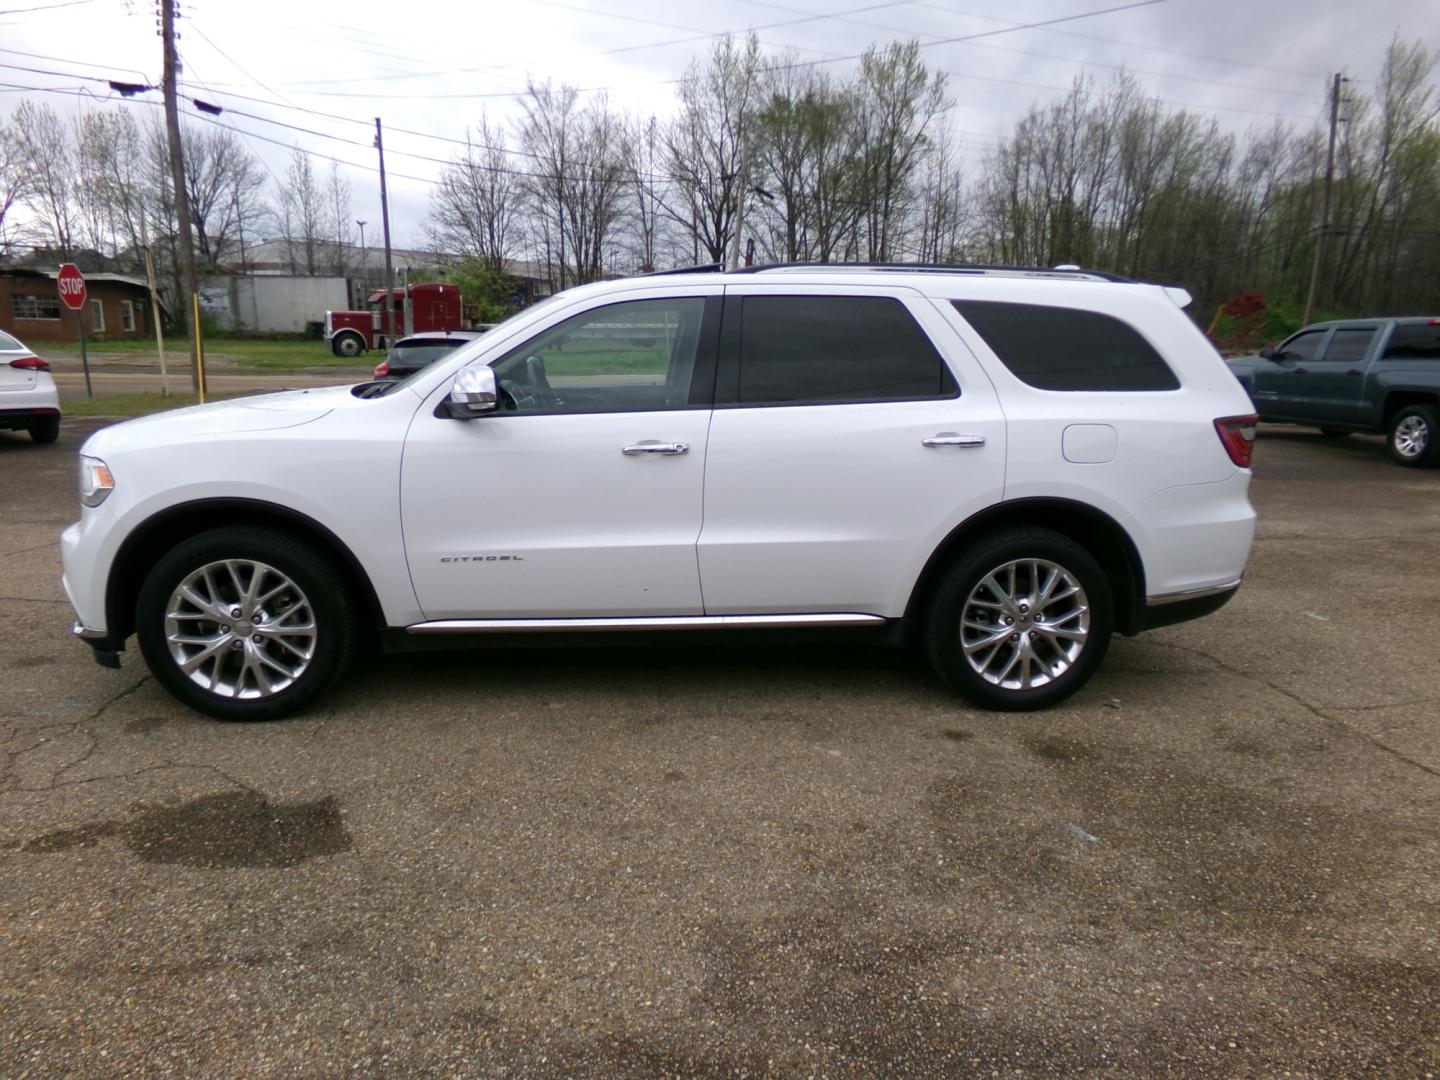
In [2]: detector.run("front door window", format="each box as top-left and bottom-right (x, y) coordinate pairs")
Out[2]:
(491, 297), (708, 414)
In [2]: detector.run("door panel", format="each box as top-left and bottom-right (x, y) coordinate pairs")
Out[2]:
(1303, 325), (1376, 424)
(698, 288), (1006, 617)
(401, 289), (720, 620)
(1253, 328), (1329, 420)
(401, 410), (711, 618)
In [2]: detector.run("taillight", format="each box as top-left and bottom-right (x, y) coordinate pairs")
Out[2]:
(1215, 414), (1258, 468)
(373, 360), (390, 378)
(9, 356), (49, 371)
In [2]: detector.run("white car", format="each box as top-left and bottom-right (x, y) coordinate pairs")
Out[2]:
(0, 329), (62, 443)
(62, 264), (1258, 721)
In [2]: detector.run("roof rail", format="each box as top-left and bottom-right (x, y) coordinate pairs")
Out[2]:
(643, 262), (724, 277)
(730, 261), (1134, 283)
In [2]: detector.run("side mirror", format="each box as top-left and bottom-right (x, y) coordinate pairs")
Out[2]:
(443, 366), (498, 419)
(1258, 345), (1277, 360)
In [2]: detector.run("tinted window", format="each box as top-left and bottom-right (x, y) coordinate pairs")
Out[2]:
(737, 296), (955, 405)
(1323, 327), (1376, 364)
(951, 300), (1178, 391)
(0, 329), (21, 350)
(1383, 323), (1440, 360)
(1276, 330), (1326, 363)
(492, 297), (707, 414)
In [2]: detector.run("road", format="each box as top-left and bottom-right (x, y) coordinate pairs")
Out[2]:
(1, 420), (1438, 1076)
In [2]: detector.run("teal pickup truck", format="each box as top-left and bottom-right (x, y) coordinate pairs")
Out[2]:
(1226, 318), (1440, 467)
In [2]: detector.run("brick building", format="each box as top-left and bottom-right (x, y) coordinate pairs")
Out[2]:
(1, 268), (164, 343)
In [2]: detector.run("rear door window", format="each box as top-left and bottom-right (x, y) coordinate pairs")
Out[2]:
(1382, 323), (1440, 360)
(731, 295), (956, 405)
(950, 300), (1179, 391)
(1322, 327), (1377, 364)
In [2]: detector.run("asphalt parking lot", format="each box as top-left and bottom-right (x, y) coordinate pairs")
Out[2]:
(2, 419), (1438, 1077)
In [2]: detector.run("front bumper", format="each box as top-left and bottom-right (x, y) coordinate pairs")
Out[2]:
(73, 621), (124, 668)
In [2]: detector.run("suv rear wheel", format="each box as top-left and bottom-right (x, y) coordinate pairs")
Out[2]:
(925, 528), (1113, 711)
(135, 527), (356, 721)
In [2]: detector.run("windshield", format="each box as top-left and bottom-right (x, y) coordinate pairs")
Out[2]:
(0, 329), (22, 351)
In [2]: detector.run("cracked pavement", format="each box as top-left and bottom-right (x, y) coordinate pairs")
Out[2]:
(2, 419), (1438, 1077)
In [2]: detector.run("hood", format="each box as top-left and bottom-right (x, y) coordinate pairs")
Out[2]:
(82, 384), (357, 456)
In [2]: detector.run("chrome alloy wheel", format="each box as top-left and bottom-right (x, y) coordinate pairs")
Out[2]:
(164, 559), (317, 699)
(1393, 415), (1430, 460)
(960, 558), (1090, 691)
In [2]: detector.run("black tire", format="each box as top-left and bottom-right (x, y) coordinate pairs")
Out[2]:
(1387, 404), (1439, 468)
(332, 332), (364, 358)
(1317, 427), (1351, 439)
(135, 527), (357, 721)
(28, 415), (60, 444)
(924, 528), (1113, 712)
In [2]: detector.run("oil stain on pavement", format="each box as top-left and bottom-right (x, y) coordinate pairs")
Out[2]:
(21, 790), (352, 868)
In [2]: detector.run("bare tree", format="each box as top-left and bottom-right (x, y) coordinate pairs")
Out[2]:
(323, 161), (354, 275)
(516, 81), (628, 286)
(663, 34), (761, 264)
(624, 114), (666, 273)
(12, 100), (75, 258)
(0, 111), (35, 257)
(183, 125), (269, 271)
(278, 147), (324, 274)
(856, 41), (949, 261)
(427, 113), (519, 272)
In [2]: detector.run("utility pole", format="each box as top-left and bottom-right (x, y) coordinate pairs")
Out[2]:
(139, 214), (170, 397)
(1303, 72), (1345, 326)
(374, 118), (395, 349)
(355, 219), (367, 308)
(159, 0), (201, 393)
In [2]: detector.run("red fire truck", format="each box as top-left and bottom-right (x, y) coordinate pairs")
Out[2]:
(323, 282), (463, 357)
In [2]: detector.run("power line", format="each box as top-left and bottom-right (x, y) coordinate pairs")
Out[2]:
(183, 20), (303, 111)
(0, 0), (96, 13)
(731, 0), (1323, 99)
(0, 45), (150, 82)
(906, 1), (1325, 81)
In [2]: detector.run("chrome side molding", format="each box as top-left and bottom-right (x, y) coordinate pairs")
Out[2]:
(1145, 578), (1243, 606)
(406, 613), (886, 634)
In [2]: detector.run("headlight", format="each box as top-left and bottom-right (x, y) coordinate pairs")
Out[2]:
(79, 455), (115, 508)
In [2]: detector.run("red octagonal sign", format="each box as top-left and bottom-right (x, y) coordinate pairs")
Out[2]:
(56, 262), (87, 311)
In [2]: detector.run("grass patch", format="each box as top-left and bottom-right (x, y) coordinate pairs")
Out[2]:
(63, 391), (247, 418)
(45, 336), (361, 372)
(541, 347), (669, 377)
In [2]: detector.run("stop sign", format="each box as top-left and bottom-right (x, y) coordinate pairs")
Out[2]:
(56, 263), (87, 311)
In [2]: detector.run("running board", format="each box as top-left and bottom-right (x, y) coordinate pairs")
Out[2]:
(406, 613), (886, 634)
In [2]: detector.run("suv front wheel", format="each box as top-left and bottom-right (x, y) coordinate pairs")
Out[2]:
(925, 528), (1113, 711)
(135, 527), (357, 721)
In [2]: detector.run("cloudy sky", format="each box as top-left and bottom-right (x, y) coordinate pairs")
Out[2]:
(3, 0), (1437, 247)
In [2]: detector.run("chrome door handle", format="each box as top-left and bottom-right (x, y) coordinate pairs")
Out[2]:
(622, 441), (689, 456)
(922, 433), (986, 448)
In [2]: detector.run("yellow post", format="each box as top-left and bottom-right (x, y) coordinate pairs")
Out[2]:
(192, 291), (208, 404)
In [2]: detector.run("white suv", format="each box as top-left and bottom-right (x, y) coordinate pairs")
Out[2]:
(62, 265), (1257, 721)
